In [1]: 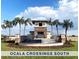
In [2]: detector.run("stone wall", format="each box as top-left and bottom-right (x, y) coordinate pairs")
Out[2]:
(67, 36), (78, 41)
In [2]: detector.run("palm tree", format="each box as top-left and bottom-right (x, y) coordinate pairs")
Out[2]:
(48, 18), (54, 35)
(23, 19), (28, 35)
(53, 19), (60, 36)
(1, 24), (7, 36)
(14, 17), (24, 35)
(23, 18), (32, 35)
(62, 19), (73, 42)
(1, 24), (7, 30)
(4, 20), (13, 36)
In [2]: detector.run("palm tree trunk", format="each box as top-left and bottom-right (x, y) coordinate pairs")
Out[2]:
(56, 25), (58, 36)
(9, 27), (11, 36)
(19, 24), (21, 35)
(51, 25), (53, 35)
(24, 25), (26, 35)
(65, 29), (67, 42)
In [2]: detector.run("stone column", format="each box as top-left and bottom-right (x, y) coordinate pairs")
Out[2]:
(61, 34), (66, 44)
(47, 32), (52, 39)
(15, 34), (21, 44)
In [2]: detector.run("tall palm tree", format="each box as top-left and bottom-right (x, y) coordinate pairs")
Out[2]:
(14, 17), (24, 35)
(4, 20), (13, 36)
(23, 18), (32, 35)
(53, 19), (60, 36)
(23, 19), (28, 35)
(48, 18), (54, 35)
(62, 19), (73, 42)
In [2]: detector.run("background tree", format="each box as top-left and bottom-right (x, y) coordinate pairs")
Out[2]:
(14, 17), (24, 35)
(23, 19), (28, 35)
(62, 19), (73, 42)
(23, 18), (32, 35)
(1, 24), (7, 30)
(48, 18), (54, 35)
(53, 19), (60, 36)
(4, 20), (13, 36)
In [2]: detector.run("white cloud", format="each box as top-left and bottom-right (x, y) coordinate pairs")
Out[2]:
(58, 0), (78, 20)
(11, 0), (78, 35)
(16, 0), (77, 21)
(16, 6), (58, 19)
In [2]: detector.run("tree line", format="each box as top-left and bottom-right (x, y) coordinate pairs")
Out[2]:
(1, 17), (73, 42)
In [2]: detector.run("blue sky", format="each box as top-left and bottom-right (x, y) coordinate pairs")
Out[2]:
(1, 0), (59, 21)
(1, 0), (78, 36)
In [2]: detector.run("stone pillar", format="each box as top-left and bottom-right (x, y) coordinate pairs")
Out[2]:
(34, 31), (37, 38)
(61, 34), (66, 44)
(15, 34), (21, 44)
(44, 28), (47, 38)
(47, 32), (52, 39)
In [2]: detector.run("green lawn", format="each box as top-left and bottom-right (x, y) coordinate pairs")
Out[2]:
(1, 41), (78, 59)
(1, 41), (78, 51)
(2, 56), (78, 59)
